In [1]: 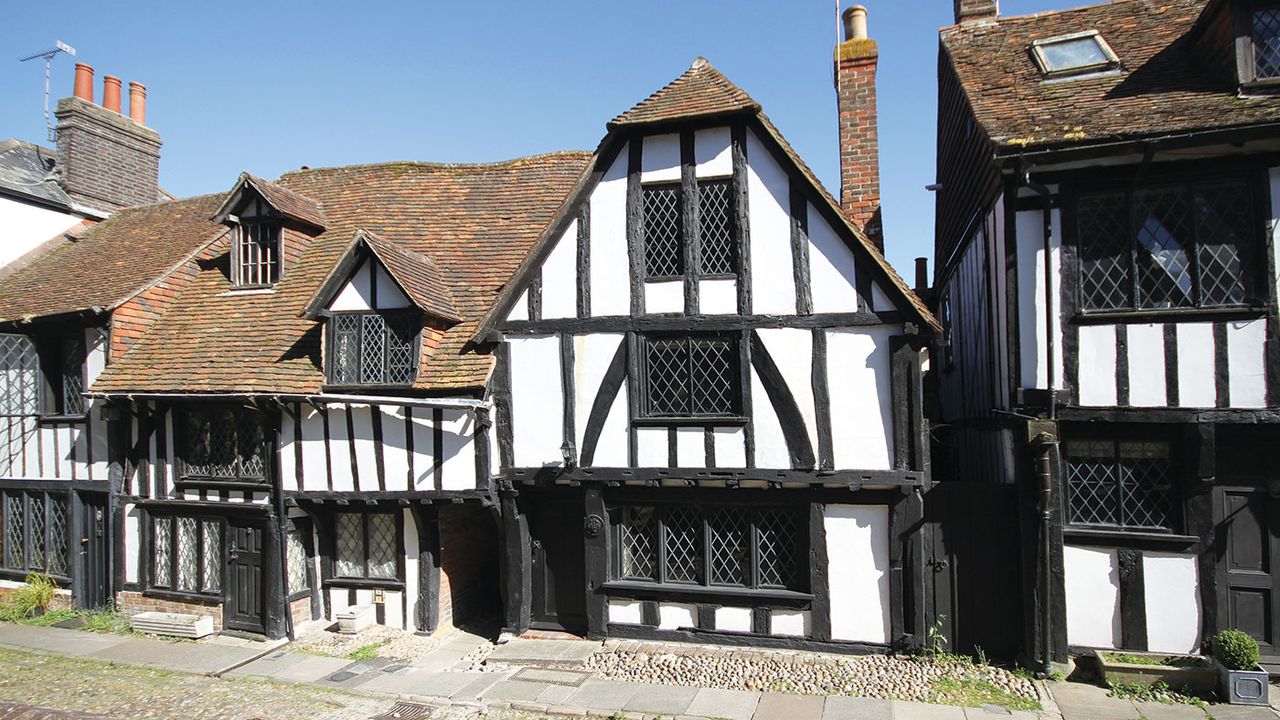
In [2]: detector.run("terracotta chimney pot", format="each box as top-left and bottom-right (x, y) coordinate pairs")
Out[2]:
(102, 76), (122, 113)
(73, 64), (94, 103)
(844, 6), (868, 41)
(128, 82), (146, 125)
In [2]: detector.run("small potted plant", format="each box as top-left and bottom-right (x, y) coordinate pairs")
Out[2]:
(1212, 629), (1269, 706)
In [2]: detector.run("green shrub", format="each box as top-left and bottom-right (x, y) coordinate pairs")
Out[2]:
(0, 573), (58, 621)
(1212, 629), (1260, 671)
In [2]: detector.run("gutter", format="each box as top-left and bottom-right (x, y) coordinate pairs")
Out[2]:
(86, 391), (490, 413)
(995, 120), (1280, 166)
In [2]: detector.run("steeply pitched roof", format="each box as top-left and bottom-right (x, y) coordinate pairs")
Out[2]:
(609, 57), (760, 128)
(481, 59), (940, 336)
(94, 153), (593, 395)
(301, 230), (460, 322)
(0, 139), (73, 210)
(0, 194), (224, 323)
(941, 0), (1280, 153)
(212, 173), (327, 229)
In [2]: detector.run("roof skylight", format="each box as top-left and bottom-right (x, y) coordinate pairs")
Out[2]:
(1031, 31), (1119, 77)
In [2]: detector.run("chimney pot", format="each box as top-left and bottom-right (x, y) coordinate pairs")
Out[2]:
(915, 258), (929, 292)
(128, 82), (147, 125)
(844, 5), (868, 41)
(102, 76), (122, 113)
(73, 64), (95, 103)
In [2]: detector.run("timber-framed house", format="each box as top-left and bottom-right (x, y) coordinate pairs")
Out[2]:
(935, 0), (1280, 670)
(478, 50), (939, 651)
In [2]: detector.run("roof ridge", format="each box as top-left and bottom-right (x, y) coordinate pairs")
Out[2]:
(608, 56), (761, 128)
(941, 0), (1152, 35)
(278, 150), (595, 179)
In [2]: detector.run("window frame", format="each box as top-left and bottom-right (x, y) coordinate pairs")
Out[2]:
(328, 509), (404, 587)
(636, 333), (744, 423)
(1069, 170), (1266, 317)
(640, 175), (740, 283)
(0, 489), (71, 582)
(231, 219), (283, 289)
(324, 310), (422, 389)
(175, 406), (270, 488)
(32, 331), (87, 422)
(285, 517), (315, 601)
(145, 510), (225, 600)
(1238, 0), (1280, 85)
(1063, 432), (1182, 533)
(608, 502), (808, 594)
(1030, 30), (1120, 78)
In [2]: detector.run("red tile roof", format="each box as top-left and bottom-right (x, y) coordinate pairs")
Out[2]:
(302, 230), (460, 323)
(941, 0), (1280, 152)
(213, 173), (328, 229)
(609, 57), (760, 128)
(93, 153), (592, 394)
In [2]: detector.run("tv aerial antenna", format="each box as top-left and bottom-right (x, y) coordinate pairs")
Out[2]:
(19, 41), (77, 143)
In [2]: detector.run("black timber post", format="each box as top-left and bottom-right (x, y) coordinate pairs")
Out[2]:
(499, 491), (531, 634)
(1187, 423), (1218, 643)
(68, 488), (85, 607)
(411, 503), (441, 633)
(105, 401), (129, 605)
(1117, 548), (1148, 651)
(808, 498), (831, 641)
(890, 336), (914, 471)
(583, 484), (608, 639)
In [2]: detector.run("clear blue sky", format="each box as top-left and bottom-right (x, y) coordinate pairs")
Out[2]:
(2, 0), (1071, 279)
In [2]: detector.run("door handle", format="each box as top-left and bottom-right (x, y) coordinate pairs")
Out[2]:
(531, 540), (542, 551)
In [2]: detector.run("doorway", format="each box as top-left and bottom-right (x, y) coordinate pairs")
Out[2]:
(528, 496), (586, 633)
(1215, 485), (1280, 658)
(77, 493), (108, 610)
(223, 519), (267, 634)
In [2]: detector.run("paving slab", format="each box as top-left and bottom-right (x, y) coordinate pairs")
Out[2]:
(536, 684), (577, 705)
(1209, 704), (1279, 719)
(164, 642), (266, 675)
(823, 695), (892, 720)
(225, 651), (309, 678)
(486, 639), (599, 664)
(482, 679), (553, 702)
(754, 693), (826, 720)
(565, 679), (643, 711)
(264, 654), (351, 684)
(449, 672), (508, 700)
(84, 636), (191, 666)
(515, 667), (590, 685)
(622, 682), (700, 715)
(1131, 702), (1208, 719)
(685, 687), (762, 720)
(892, 701), (968, 719)
(360, 669), (475, 697)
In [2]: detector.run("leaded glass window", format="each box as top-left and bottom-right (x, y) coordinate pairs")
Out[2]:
(698, 179), (735, 275)
(286, 524), (310, 597)
(1254, 8), (1280, 79)
(643, 335), (740, 418)
(1066, 438), (1178, 531)
(612, 504), (804, 591)
(333, 511), (400, 581)
(149, 513), (221, 595)
(180, 407), (267, 482)
(234, 222), (281, 288)
(643, 184), (684, 279)
(329, 312), (419, 386)
(0, 491), (70, 578)
(59, 335), (85, 416)
(1076, 179), (1257, 311)
(0, 334), (40, 417)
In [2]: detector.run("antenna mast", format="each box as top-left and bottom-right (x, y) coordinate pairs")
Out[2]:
(19, 41), (77, 143)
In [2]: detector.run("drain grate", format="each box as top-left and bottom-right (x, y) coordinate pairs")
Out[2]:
(370, 702), (436, 720)
(512, 667), (590, 687)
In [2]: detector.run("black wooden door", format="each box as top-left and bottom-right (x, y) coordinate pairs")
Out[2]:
(77, 494), (108, 609)
(224, 520), (266, 634)
(1216, 486), (1280, 656)
(529, 499), (586, 632)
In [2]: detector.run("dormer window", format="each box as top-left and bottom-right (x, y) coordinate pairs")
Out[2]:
(1031, 31), (1120, 78)
(1252, 7), (1280, 79)
(232, 220), (281, 288)
(329, 311), (420, 386)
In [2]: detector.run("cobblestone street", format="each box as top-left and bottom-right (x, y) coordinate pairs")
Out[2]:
(0, 649), (395, 720)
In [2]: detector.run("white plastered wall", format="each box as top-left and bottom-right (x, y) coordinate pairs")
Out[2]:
(746, 129), (796, 315)
(508, 335), (563, 467)
(0, 197), (81, 269)
(826, 327), (894, 470)
(1016, 208), (1064, 391)
(1064, 545), (1121, 648)
(1143, 552), (1200, 654)
(824, 504), (890, 644)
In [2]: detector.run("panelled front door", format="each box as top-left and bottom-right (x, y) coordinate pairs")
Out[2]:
(224, 520), (266, 634)
(77, 493), (108, 610)
(1216, 486), (1280, 656)
(529, 498), (586, 633)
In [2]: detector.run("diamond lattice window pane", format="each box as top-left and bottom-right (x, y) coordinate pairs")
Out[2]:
(756, 509), (800, 589)
(663, 506), (703, 583)
(0, 335), (40, 416)
(644, 184), (684, 278)
(1255, 9), (1280, 79)
(202, 520), (222, 594)
(1134, 188), (1194, 309)
(1194, 182), (1252, 306)
(367, 513), (397, 580)
(236, 412), (265, 478)
(286, 529), (308, 595)
(698, 179), (735, 276)
(153, 517), (172, 588)
(1078, 192), (1131, 310)
(385, 314), (418, 385)
(646, 339), (690, 416)
(61, 336), (85, 416)
(176, 516), (198, 592)
(27, 495), (44, 571)
(619, 506), (657, 580)
(1066, 458), (1120, 526)
(5, 494), (23, 569)
(709, 507), (749, 586)
(332, 315), (361, 384)
(689, 338), (736, 415)
(1066, 439), (1176, 530)
(360, 314), (387, 385)
(47, 497), (67, 576)
(1118, 441), (1176, 530)
(335, 513), (364, 577)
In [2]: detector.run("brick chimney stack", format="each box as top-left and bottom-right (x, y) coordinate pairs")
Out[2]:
(835, 5), (883, 249)
(955, 0), (999, 24)
(54, 64), (161, 215)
